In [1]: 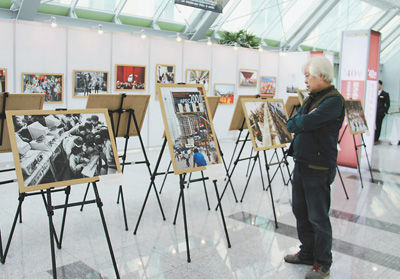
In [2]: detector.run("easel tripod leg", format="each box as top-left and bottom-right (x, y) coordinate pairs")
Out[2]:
(240, 152), (259, 202)
(159, 160), (172, 194)
(336, 166), (349, 199)
(213, 180), (231, 248)
(263, 151), (278, 229)
(92, 182), (120, 279)
(80, 183), (90, 211)
(179, 174), (191, 263)
(45, 189), (57, 279)
(201, 171), (210, 210)
(118, 185), (129, 231)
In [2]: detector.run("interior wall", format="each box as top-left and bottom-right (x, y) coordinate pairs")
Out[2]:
(1, 19), (302, 150)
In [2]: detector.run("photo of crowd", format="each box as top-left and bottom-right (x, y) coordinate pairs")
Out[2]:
(243, 99), (292, 150)
(10, 111), (118, 190)
(214, 83), (235, 104)
(156, 64), (175, 84)
(239, 69), (257, 87)
(115, 65), (146, 90)
(186, 69), (210, 92)
(260, 76), (276, 96)
(345, 99), (368, 134)
(22, 73), (63, 103)
(0, 68), (6, 92)
(159, 86), (220, 174)
(73, 71), (108, 97)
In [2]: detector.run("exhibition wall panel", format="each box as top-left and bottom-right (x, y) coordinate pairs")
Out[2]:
(0, 20), (14, 93)
(67, 28), (112, 109)
(277, 51), (309, 101)
(15, 21), (67, 110)
(148, 37), (183, 147)
(212, 44), (239, 140)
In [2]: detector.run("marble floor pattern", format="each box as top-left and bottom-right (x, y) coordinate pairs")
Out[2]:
(0, 139), (399, 279)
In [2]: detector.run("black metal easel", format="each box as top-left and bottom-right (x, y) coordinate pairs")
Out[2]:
(1, 182), (120, 279)
(80, 93), (165, 231)
(0, 93), (17, 186)
(353, 132), (375, 188)
(172, 174), (232, 262)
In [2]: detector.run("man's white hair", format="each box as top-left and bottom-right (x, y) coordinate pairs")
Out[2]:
(304, 56), (334, 83)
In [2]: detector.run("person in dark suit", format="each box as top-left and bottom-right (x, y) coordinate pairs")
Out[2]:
(374, 80), (390, 144)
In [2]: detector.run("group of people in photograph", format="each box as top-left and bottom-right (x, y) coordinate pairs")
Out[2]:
(75, 72), (107, 96)
(116, 81), (145, 90)
(157, 72), (174, 83)
(346, 101), (368, 133)
(13, 113), (116, 185)
(266, 102), (292, 144)
(174, 145), (218, 168)
(23, 75), (62, 102)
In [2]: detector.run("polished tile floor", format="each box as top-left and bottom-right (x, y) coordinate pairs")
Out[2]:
(0, 139), (399, 279)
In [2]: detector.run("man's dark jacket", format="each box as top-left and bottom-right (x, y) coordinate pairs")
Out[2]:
(377, 90), (390, 115)
(287, 85), (345, 168)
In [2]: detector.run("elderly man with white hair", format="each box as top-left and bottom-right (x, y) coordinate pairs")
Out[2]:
(285, 56), (345, 279)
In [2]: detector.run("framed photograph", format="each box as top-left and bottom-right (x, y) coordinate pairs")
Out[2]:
(0, 93), (45, 153)
(6, 108), (121, 193)
(260, 76), (276, 96)
(239, 69), (258, 87)
(157, 83), (221, 175)
(297, 89), (310, 105)
(345, 99), (368, 135)
(1, 68), (6, 92)
(115, 64), (146, 91)
(228, 94), (258, 131)
(214, 83), (235, 104)
(22, 73), (63, 103)
(186, 69), (210, 92)
(156, 64), (175, 84)
(241, 98), (292, 151)
(73, 70), (109, 97)
(285, 96), (300, 118)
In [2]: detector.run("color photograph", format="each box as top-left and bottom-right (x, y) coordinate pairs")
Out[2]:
(260, 76), (276, 96)
(115, 64), (146, 91)
(22, 73), (63, 103)
(214, 83), (235, 104)
(0, 68), (6, 92)
(6, 109), (121, 193)
(242, 98), (292, 151)
(157, 84), (221, 174)
(156, 64), (175, 84)
(186, 69), (210, 92)
(345, 99), (368, 134)
(239, 69), (257, 87)
(73, 70), (108, 97)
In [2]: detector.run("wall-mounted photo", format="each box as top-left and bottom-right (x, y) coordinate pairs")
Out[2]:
(239, 69), (258, 87)
(22, 73), (63, 103)
(157, 84), (221, 174)
(115, 65), (146, 91)
(214, 83), (235, 104)
(156, 64), (175, 84)
(260, 76), (276, 97)
(241, 98), (292, 151)
(73, 70), (108, 97)
(345, 99), (368, 135)
(297, 89), (310, 105)
(186, 69), (210, 92)
(6, 109), (121, 193)
(0, 68), (6, 92)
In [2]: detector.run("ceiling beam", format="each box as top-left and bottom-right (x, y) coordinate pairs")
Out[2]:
(151, 0), (171, 30)
(113, 0), (128, 24)
(69, 0), (78, 19)
(370, 8), (399, 31)
(189, 0), (230, 41)
(381, 21), (400, 51)
(212, 0), (241, 36)
(14, 0), (41, 21)
(283, 0), (340, 51)
(242, 0), (274, 31)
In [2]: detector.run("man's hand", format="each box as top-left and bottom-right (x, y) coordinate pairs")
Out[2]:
(309, 108), (317, 114)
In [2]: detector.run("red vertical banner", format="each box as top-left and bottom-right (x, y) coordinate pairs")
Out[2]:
(338, 31), (369, 168)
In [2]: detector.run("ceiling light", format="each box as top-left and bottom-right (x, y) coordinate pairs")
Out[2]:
(207, 37), (212, 46)
(233, 42), (239, 51)
(98, 24), (103, 35)
(258, 45), (263, 52)
(50, 16), (57, 28)
(140, 29), (146, 39)
(176, 33), (182, 42)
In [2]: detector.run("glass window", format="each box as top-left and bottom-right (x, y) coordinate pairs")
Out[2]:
(76, 0), (122, 12)
(380, 15), (400, 40)
(43, 0), (73, 5)
(160, 2), (196, 23)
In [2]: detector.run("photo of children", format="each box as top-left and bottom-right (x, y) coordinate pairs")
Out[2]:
(22, 73), (63, 103)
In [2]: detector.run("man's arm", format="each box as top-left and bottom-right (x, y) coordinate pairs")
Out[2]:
(385, 91), (390, 113)
(286, 96), (343, 133)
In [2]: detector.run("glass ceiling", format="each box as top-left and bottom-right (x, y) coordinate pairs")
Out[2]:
(3, 0), (399, 60)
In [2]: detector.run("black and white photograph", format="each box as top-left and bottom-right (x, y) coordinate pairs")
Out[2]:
(73, 70), (108, 97)
(6, 109), (121, 193)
